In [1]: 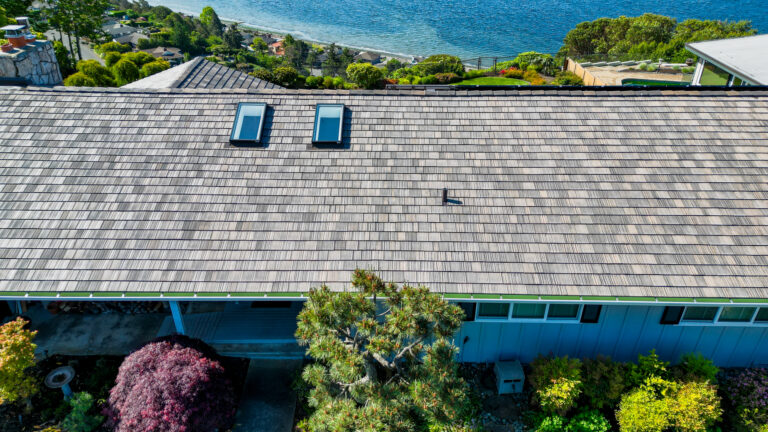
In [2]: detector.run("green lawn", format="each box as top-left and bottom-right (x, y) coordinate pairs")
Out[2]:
(453, 77), (529, 86)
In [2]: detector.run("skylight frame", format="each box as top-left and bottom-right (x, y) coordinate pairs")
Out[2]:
(312, 104), (345, 146)
(230, 102), (267, 145)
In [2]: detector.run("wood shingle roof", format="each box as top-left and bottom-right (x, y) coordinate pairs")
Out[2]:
(1, 86), (768, 298)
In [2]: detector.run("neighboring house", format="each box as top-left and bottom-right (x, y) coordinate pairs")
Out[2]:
(270, 40), (285, 56)
(124, 56), (283, 89)
(141, 46), (184, 65)
(354, 51), (381, 64)
(1, 85), (768, 366)
(114, 32), (148, 48)
(101, 22), (140, 40)
(687, 34), (768, 86)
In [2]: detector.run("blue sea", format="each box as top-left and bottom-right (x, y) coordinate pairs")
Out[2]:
(147, 0), (768, 59)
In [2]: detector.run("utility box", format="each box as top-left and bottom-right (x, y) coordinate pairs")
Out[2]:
(494, 360), (524, 394)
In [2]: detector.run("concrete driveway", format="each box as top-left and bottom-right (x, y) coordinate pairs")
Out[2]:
(233, 359), (303, 432)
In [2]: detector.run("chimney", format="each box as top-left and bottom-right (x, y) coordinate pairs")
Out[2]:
(2, 25), (27, 48)
(0, 32), (62, 86)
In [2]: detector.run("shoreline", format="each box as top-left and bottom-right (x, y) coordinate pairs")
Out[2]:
(152, 3), (419, 64)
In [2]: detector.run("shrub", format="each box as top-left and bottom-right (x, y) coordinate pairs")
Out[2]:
(122, 51), (157, 68)
(97, 41), (130, 54)
(322, 76), (335, 88)
(523, 69), (546, 85)
(637, 63), (649, 71)
(112, 59), (140, 86)
(76, 60), (116, 87)
(533, 414), (568, 432)
(332, 76), (345, 88)
(722, 368), (768, 430)
(616, 376), (675, 432)
(503, 68), (524, 79)
(580, 355), (628, 410)
(103, 51), (122, 67)
(530, 355), (582, 415)
(552, 71), (584, 86)
(412, 54), (464, 76)
(674, 353), (719, 383)
(671, 381), (721, 432)
(567, 410), (611, 432)
(140, 60), (170, 78)
(64, 72), (97, 87)
(0, 317), (38, 404)
(434, 73), (460, 84)
(60, 392), (103, 432)
(346, 62), (384, 89)
(104, 335), (236, 432)
(420, 75), (438, 84)
(251, 68), (275, 83)
(507, 52), (557, 75)
(463, 69), (485, 79)
(305, 75), (322, 88)
(681, 66), (695, 74)
(628, 349), (668, 387)
(647, 64), (658, 72)
(273, 66), (299, 87)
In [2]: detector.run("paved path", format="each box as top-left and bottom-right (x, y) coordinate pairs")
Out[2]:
(44, 30), (102, 63)
(233, 359), (303, 432)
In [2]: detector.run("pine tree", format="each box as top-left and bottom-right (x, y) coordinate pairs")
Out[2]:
(295, 270), (474, 431)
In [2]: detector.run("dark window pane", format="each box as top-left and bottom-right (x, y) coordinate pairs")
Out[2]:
(755, 308), (768, 322)
(478, 303), (509, 318)
(718, 307), (756, 322)
(548, 304), (580, 319)
(660, 306), (684, 325)
(682, 307), (718, 322)
(512, 303), (546, 319)
(580, 305), (602, 323)
(457, 302), (476, 321)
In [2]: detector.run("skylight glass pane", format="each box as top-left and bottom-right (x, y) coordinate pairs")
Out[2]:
(478, 303), (509, 318)
(512, 303), (546, 319)
(718, 307), (756, 322)
(231, 103), (266, 142)
(682, 307), (718, 322)
(313, 104), (344, 143)
(547, 304), (580, 319)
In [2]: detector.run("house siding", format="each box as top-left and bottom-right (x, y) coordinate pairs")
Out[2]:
(455, 305), (768, 367)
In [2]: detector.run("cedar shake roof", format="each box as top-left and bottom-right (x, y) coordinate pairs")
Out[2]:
(1, 86), (768, 298)
(124, 57), (283, 90)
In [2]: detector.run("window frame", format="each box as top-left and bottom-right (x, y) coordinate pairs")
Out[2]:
(312, 103), (345, 146)
(229, 102), (267, 145)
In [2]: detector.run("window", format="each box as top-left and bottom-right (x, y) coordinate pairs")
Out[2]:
(755, 308), (768, 323)
(580, 305), (602, 323)
(700, 61), (731, 86)
(230, 102), (267, 144)
(660, 306), (684, 325)
(477, 303), (509, 318)
(457, 302), (476, 321)
(313, 104), (344, 145)
(718, 307), (757, 322)
(682, 306), (718, 322)
(512, 303), (546, 319)
(547, 304), (580, 319)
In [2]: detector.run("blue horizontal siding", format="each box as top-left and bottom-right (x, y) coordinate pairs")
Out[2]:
(456, 305), (768, 367)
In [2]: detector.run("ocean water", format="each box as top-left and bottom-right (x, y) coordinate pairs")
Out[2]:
(146, 0), (768, 59)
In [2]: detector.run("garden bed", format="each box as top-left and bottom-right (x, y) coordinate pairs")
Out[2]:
(454, 77), (529, 86)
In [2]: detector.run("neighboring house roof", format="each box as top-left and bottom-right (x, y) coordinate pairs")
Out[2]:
(141, 46), (183, 60)
(114, 32), (148, 46)
(1, 87), (768, 299)
(686, 34), (768, 85)
(123, 57), (282, 89)
(102, 23), (138, 38)
(355, 51), (381, 63)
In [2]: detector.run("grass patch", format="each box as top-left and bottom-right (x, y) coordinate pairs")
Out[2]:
(454, 77), (529, 86)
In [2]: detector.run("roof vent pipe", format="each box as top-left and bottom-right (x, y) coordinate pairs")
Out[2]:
(442, 188), (448, 205)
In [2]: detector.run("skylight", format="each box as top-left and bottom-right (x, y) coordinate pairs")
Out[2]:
(230, 103), (267, 144)
(312, 104), (344, 145)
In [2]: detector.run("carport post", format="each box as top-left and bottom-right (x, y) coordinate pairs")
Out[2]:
(169, 301), (186, 335)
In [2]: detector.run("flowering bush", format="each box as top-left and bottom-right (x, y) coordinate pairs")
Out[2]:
(501, 68), (524, 79)
(722, 368), (768, 430)
(530, 355), (582, 415)
(104, 335), (236, 432)
(523, 69), (546, 85)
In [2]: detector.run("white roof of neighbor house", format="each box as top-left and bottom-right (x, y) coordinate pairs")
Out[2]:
(687, 34), (768, 85)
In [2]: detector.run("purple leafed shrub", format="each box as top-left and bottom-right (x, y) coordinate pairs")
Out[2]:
(104, 335), (237, 432)
(722, 368), (768, 428)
